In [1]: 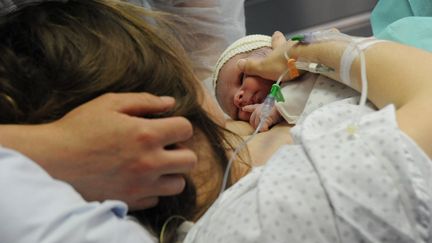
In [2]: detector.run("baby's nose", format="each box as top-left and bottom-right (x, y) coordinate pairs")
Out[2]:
(234, 90), (244, 108)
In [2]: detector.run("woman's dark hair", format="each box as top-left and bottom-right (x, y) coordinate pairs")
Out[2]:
(0, 1), (245, 242)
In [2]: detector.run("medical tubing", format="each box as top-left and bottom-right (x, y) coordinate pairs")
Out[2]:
(300, 30), (353, 44)
(358, 51), (368, 106)
(259, 95), (276, 123)
(219, 69), (286, 195)
(208, 117), (266, 241)
(213, 122), (264, 239)
(277, 70), (287, 86)
(219, 97), (273, 194)
(295, 61), (334, 74)
(339, 42), (368, 107)
(296, 30), (369, 106)
(219, 119), (263, 195)
(160, 215), (187, 243)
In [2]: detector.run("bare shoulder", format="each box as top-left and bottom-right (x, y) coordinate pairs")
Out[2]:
(225, 120), (255, 136)
(225, 119), (293, 165)
(396, 95), (432, 158)
(246, 122), (293, 166)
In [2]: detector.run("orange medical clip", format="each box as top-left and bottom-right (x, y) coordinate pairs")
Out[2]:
(287, 58), (299, 79)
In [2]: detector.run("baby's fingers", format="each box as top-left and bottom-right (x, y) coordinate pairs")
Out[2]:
(253, 111), (263, 129)
(242, 104), (260, 113)
(248, 110), (257, 126)
(259, 122), (270, 132)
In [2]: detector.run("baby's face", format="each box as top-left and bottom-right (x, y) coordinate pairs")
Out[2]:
(216, 47), (273, 121)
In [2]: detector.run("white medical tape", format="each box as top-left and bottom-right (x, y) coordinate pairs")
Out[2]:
(340, 38), (386, 87)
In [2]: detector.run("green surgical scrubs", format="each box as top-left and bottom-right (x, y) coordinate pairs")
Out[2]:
(371, 0), (432, 51)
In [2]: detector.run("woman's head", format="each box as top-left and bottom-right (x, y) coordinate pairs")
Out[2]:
(0, 0), (200, 124)
(0, 0), (244, 241)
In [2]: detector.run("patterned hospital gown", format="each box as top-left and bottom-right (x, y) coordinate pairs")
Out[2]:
(184, 99), (432, 243)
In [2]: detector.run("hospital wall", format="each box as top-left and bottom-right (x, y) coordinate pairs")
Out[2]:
(245, 0), (378, 37)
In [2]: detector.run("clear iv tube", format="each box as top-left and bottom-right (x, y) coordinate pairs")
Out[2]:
(276, 69), (288, 85)
(218, 70), (287, 195)
(295, 61), (334, 74)
(218, 120), (261, 196)
(358, 51), (367, 106)
(298, 29), (353, 44)
(294, 30), (368, 106)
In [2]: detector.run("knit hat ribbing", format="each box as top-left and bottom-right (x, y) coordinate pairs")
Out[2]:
(212, 34), (272, 90)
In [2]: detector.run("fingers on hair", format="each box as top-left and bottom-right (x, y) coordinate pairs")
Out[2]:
(104, 93), (176, 115)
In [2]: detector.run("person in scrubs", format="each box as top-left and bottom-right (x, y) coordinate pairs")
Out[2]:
(371, 0), (432, 51)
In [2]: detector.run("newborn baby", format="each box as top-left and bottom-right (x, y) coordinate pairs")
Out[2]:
(212, 34), (359, 131)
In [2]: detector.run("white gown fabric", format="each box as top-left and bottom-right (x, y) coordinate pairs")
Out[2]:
(276, 73), (359, 124)
(0, 147), (157, 243)
(185, 100), (432, 243)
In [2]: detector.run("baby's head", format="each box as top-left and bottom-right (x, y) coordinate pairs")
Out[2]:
(213, 35), (273, 121)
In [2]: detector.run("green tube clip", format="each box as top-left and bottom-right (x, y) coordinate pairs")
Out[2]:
(290, 34), (305, 42)
(270, 84), (285, 102)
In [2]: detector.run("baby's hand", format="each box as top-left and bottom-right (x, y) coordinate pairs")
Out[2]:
(243, 104), (282, 132)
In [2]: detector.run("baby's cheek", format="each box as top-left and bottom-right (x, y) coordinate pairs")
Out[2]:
(238, 110), (252, 122)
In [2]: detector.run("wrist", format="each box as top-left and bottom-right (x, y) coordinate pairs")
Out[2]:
(0, 124), (38, 151)
(288, 41), (348, 81)
(0, 123), (65, 170)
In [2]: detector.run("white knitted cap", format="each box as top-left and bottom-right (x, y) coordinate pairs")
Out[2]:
(212, 34), (272, 90)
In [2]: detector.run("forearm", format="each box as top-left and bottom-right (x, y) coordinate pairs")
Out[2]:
(0, 124), (60, 166)
(351, 42), (432, 108)
(290, 41), (432, 156)
(289, 41), (432, 108)
(0, 93), (197, 209)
